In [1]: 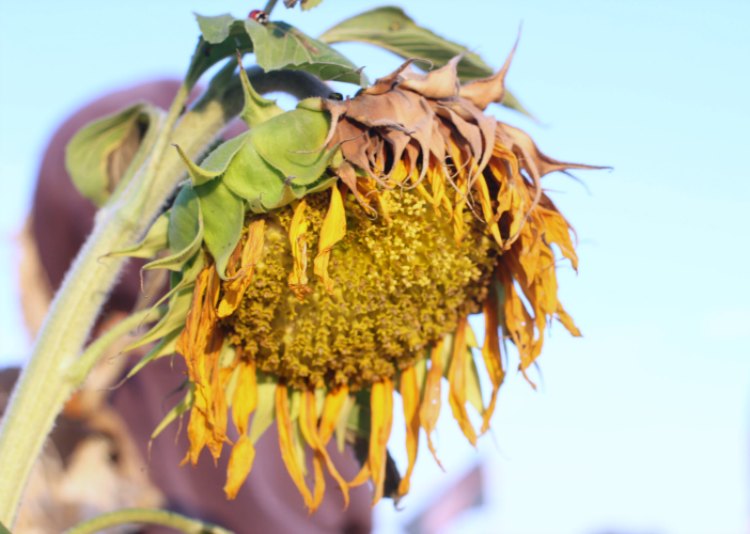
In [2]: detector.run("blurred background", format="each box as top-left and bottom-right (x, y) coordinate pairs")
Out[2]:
(1, 1), (749, 533)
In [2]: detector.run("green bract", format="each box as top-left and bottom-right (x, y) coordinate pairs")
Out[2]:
(66, 103), (164, 206)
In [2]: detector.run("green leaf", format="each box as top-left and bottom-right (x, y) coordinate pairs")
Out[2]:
(66, 103), (163, 206)
(250, 107), (334, 186)
(109, 212), (169, 259)
(187, 15), (254, 86)
(196, 180), (244, 279)
(319, 6), (528, 114)
(245, 19), (365, 86)
(196, 13), (237, 43)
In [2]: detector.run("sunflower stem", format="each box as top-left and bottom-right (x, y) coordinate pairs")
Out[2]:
(64, 508), (233, 534)
(263, 0), (280, 16)
(0, 70), (244, 526)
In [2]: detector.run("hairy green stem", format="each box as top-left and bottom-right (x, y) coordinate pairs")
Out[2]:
(64, 508), (233, 534)
(0, 80), (233, 525)
(0, 65), (327, 527)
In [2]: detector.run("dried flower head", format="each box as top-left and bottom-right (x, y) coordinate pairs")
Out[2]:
(125, 45), (596, 510)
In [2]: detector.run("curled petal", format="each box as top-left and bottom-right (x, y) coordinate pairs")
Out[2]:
(459, 34), (519, 110)
(313, 185), (347, 292)
(447, 317), (477, 445)
(288, 200), (311, 299)
(218, 220), (265, 317)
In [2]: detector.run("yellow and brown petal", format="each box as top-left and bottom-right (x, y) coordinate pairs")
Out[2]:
(170, 51), (596, 510)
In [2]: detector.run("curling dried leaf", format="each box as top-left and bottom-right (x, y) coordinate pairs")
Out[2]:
(66, 103), (163, 206)
(320, 7), (528, 114)
(195, 180), (244, 279)
(245, 19), (365, 86)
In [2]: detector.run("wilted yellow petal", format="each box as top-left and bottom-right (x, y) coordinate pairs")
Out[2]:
(398, 365), (420, 497)
(447, 317), (477, 445)
(480, 294), (504, 434)
(299, 389), (350, 508)
(319, 385), (349, 443)
(218, 219), (265, 317)
(288, 200), (311, 300)
(419, 341), (444, 468)
(474, 173), (503, 247)
(276, 384), (313, 508)
(231, 359), (257, 436)
(224, 435), (256, 499)
(369, 378), (394, 505)
(313, 186), (347, 293)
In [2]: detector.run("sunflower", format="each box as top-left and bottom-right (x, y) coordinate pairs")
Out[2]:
(125, 46), (594, 511)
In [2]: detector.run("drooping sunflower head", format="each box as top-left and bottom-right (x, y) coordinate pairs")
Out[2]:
(125, 46), (596, 510)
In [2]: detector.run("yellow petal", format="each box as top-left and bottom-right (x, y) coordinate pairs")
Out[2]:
(218, 219), (265, 317)
(480, 294), (505, 434)
(447, 317), (477, 445)
(299, 389), (350, 508)
(224, 435), (256, 499)
(419, 341), (445, 468)
(369, 378), (394, 505)
(288, 200), (311, 300)
(313, 186), (347, 293)
(319, 385), (349, 443)
(231, 359), (257, 436)
(276, 384), (313, 509)
(474, 173), (503, 247)
(397, 365), (420, 497)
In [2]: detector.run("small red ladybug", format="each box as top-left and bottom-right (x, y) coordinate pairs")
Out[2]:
(248, 9), (269, 25)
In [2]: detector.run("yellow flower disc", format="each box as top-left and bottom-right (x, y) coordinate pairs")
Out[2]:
(223, 188), (497, 390)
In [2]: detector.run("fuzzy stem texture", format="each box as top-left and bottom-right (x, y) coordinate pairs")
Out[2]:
(0, 66), (327, 526)
(0, 81), (234, 525)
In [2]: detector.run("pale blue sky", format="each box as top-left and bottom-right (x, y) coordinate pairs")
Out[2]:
(1, 1), (749, 533)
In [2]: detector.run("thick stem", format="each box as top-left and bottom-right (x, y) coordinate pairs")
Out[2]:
(0, 67), (327, 526)
(64, 508), (233, 534)
(0, 82), (231, 525)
